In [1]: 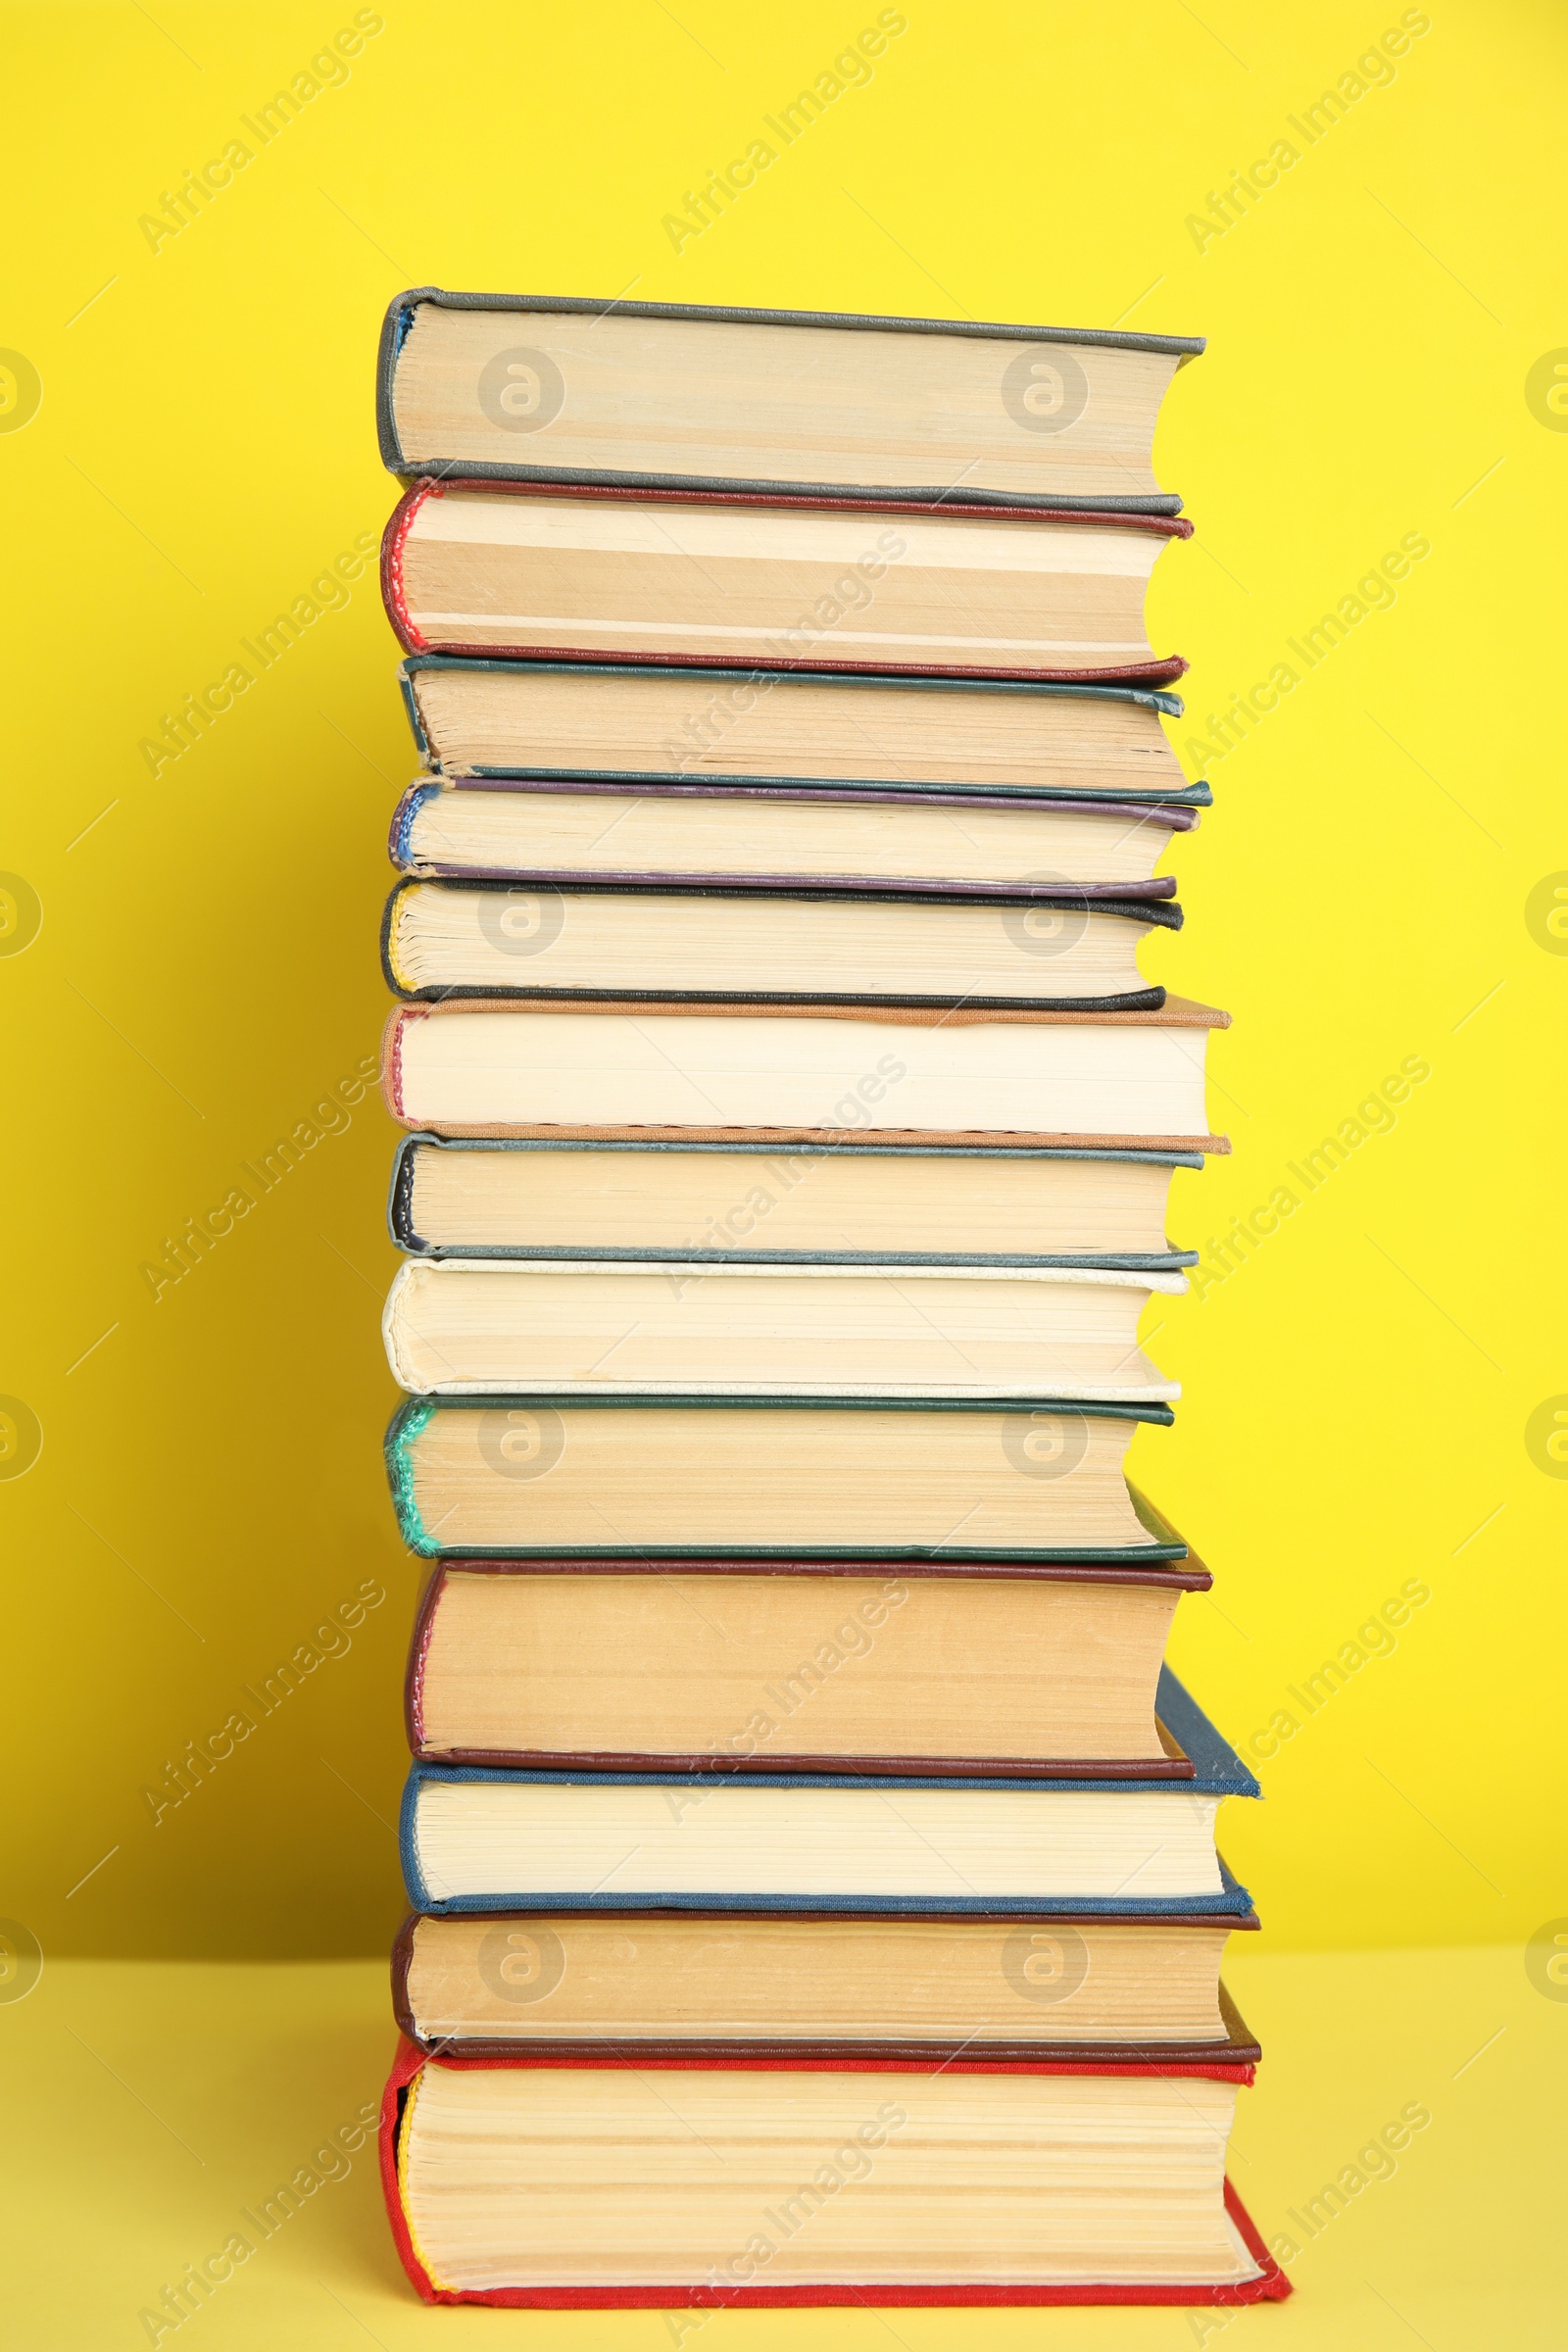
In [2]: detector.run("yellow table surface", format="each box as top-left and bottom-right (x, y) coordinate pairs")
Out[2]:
(2, 1941), (1560, 2346)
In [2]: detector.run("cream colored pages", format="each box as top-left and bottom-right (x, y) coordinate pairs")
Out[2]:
(404, 1913), (1231, 2043)
(400, 493), (1165, 670)
(400, 2065), (1255, 2291)
(398, 1398), (1149, 1552)
(386, 884), (1153, 1003)
(416, 1569), (1176, 1763)
(391, 303), (1185, 502)
(402, 786), (1181, 888)
(394, 1008), (1214, 1135)
(411, 1777), (1223, 1901)
(407, 661), (1190, 797)
(381, 1257), (1182, 1399)
(402, 1139), (1182, 1259)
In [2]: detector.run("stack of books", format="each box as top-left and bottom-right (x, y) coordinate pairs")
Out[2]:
(369, 289), (1290, 2313)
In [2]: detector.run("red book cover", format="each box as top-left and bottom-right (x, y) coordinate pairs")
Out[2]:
(378, 2036), (1292, 2310)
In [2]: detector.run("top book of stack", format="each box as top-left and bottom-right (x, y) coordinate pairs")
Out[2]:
(376, 289), (1203, 514)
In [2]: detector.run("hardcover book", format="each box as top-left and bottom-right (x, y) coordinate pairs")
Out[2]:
(380, 995), (1231, 1151)
(383, 1393), (1180, 1560)
(379, 876), (1181, 1013)
(376, 287), (1203, 514)
(401, 1761), (1258, 1918)
(379, 2040), (1290, 2308)
(405, 1569), (1213, 1776)
(388, 774), (1193, 898)
(397, 656), (1207, 805)
(380, 480), (1192, 684)
(379, 1256), (1183, 1403)
(392, 1909), (1260, 2062)
(388, 1136), (1203, 1271)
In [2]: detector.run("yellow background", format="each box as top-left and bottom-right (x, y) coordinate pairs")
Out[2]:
(5, 0), (1563, 1957)
(4, 0), (1566, 2340)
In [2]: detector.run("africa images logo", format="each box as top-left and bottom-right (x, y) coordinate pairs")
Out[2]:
(1001, 349), (1089, 434)
(478, 1407), (566, 1481)
(476, 348), (566, 433)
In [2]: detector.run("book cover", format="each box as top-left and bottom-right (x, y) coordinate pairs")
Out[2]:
(376, 286), (1204, 514)
(379, 477), (1194, 687)
(377, 2036), (1291, 2310)
(379, 992), (1233, 1154)
(378, 873), (1182, 1012)
(383, 1390), (1183, 1561)
(387, 777), (1192, 898)
(395, 654), (1212, 804)
(390, 1923), (1264, 2067)
(405, 1595), (1224, 1776)
(386, 1133), (1205, 1270)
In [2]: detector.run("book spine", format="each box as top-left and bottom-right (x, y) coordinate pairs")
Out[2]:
(379, 1004), (413, 1126)
(396, 661), (443, 767)
(375, 288), (435, 472)
(380, 482), (434, 652)
(403, 1569), (443, 1755)
(378, 2041), (440, 2301)
(385, 1135), (425, 1252)
(381, 881), (419, 997)
(388, 782), (441, 870)
(399, 1766), (434, 1908)
(384, 1397), (438, 1553)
